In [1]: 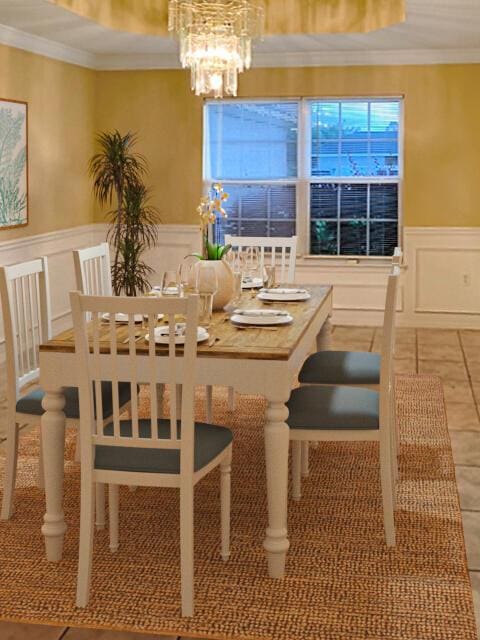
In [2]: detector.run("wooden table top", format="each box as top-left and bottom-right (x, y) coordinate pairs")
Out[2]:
(39, 285), (332, 362)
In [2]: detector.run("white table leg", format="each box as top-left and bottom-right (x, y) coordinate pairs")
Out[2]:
(41, 388), (67, 562)
(316, 317), (333, 351)
(263, 396), (290, 578)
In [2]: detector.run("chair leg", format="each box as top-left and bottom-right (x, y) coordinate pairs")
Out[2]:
(74, 430), (81, 463)
(1, 421), (19, 520)
(76, 474), (95, 608)
(95, 483), (106, 530)
(205, 385), (213, 423)
(291, 440), (302, 501)
(301, 441), (309, 477)
(220, 447), (232, 561)
(380, 434), (396, 547)
(37, 425), (45, 490)
(108, 484), (119, 552)
(227, 386), (235, 411)
(180, 484), (195, 617)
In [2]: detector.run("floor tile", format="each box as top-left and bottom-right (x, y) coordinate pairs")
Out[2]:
(377, 327), (416, 344)
(450, 431), (480, 466)
(418, 343), (464, 362)
(442, 380), (475, 404)
(394, 357), (417, 374)
(464, 349), (480, 365)
(461, 331), (480, 347)
(0, 622), (66, 640)
(418, 359), (468, 382)
(417, 328), (460, 346)
(456, 466), (480, 510)
(462, 511), (480, 571)
(330, 338), (372, 352)
(332, 326), (375, 341)
(472, 384), (480, 405)
(64, 628), (177, 639)
(467, 362), (480, 382)
(468, 572), (480, 638)
(393, 342), (416, 359)
(446, 403), (480, 430)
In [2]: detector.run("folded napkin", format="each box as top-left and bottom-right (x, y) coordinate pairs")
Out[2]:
(260, 288), (308, 295)
(233, 309), (289, 317)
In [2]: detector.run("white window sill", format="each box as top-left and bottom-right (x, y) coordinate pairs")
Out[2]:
(296, 255), (406, 270)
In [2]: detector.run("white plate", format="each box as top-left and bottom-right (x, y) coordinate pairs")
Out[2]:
(231, 313), (293, 326)
(145, 325), (209, 345)
(241, 277), (264, 290)
(102, 312), (144, 324)
(258, 290), (311, 302)
(102, 312), (164, 323)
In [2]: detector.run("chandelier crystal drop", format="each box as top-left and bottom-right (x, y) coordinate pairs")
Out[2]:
(168, 0), (264, 98)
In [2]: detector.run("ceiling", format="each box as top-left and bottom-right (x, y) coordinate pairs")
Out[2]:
(0, 0), (479, 69)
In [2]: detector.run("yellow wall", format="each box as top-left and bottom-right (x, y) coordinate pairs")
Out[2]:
(0, 45), (96, 240)
(96, 63), (480, 228)
(2, 42), (479, 236)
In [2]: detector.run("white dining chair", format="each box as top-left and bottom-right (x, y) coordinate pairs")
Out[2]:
(71, 291), (233, 617)
(73, 242), (113, 298)
(287, 267), (400, 547)
(297, 248), (402, 477)
(0, 257), (132, 521)
(205, 235), (298, 421)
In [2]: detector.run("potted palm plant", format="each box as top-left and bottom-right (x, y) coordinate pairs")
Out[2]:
(89, 130), (160, 295)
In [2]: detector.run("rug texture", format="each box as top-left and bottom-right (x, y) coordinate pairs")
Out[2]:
(0, 375), (476, 640)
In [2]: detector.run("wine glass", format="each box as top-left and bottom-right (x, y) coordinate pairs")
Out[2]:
(178, 256), (197, 296)
(161, 270), (180, 296)
(195, 265), (218, 328)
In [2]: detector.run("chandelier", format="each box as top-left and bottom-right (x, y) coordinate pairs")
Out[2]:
(168, 0), (264, 98)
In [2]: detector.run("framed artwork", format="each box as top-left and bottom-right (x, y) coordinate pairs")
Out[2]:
(0, 99), (28, 229)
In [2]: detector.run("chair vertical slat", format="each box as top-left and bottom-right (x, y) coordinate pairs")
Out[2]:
(260, 246), (265, 275)
(280, 246), (286, 282)
(15, 278), (26, 377)
(148, 313), (158, 438)
(27, 274), (38, 370)
(128, 315), (140, 440)
(109, 314), (121, 439)
(92, 312), (103, 437)
(21, 275), (33, 373)
(168, 313), (178, 442)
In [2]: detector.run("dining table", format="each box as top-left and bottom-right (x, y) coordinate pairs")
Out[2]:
(38, 284), (333, 579)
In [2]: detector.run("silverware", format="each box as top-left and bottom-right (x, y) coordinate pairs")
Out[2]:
(122, 333), (143, 344)
(235, 325), (279, 331)
(207, 336), (219, 347)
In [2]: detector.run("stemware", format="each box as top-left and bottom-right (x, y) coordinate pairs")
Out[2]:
(178, 256), (197, 296)
(161, 269), (181, 296)
(195, 264), (218, 327)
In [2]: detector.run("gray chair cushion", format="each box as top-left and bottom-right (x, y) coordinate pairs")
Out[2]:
(299, 351), (381, 385)
(16, 382), (133, 420)
(96, 419), (232, 474)
(287, 385), (379, 430)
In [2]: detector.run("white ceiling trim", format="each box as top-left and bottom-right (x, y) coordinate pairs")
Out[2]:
(2, 22), (480, 71)
(0, 23), (96, 68)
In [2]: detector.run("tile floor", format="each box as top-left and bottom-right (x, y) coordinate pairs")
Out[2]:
(0, 325), (479, 639)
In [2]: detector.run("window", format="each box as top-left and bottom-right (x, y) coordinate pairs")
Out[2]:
(204, 98), (402, 257)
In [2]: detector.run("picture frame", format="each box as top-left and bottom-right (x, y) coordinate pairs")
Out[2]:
(0, 98), (28, 229)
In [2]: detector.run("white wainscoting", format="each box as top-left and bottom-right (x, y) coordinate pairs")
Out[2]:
(0, 224), (478, 348)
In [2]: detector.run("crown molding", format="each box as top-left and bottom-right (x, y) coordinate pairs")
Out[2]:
(2, 22), (480, 71)
(0, 23), (96, 68)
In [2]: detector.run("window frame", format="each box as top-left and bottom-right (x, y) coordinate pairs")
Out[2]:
(203, 95), (404, 258)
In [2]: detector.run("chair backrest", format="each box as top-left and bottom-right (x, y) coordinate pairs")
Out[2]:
(0, 257), (52, 401)
(392, 246), (403, 266)
(379, 265), (400, 429)
(70, 291), (199, 478)
(224, 235), (298, 284)
(73, 242), (112, 296)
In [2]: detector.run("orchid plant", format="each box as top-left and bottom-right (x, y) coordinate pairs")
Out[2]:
(194, 183), (232, 260)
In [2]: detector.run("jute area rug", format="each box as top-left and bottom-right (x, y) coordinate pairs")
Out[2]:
(0, 375), (476, 640)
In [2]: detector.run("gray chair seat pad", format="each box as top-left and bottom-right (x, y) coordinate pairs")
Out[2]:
(16, 382), (133, 420)
(299, 351), (381, 385)
(96, 419), (233, 474)
(287, 385), (379, 430)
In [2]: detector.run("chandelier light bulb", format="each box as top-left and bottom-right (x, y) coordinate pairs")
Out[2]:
(168, 0), (264, 98)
